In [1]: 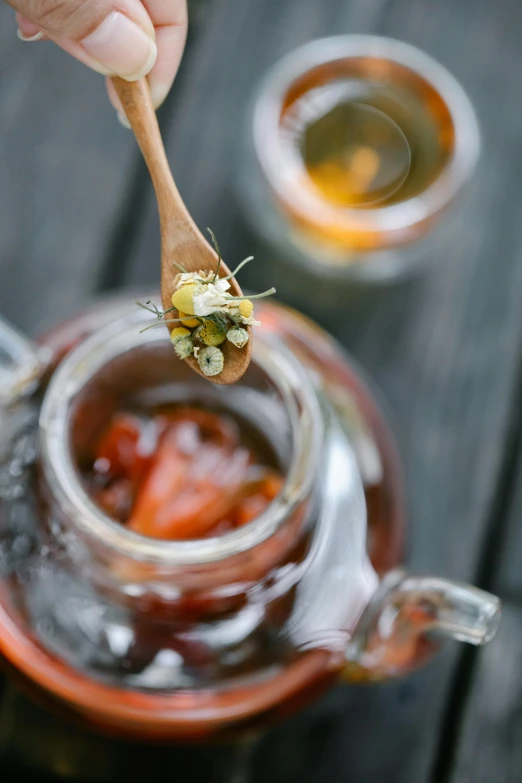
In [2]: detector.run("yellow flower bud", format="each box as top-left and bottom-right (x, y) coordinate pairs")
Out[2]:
(170, 327), (191, 344)
(178, 311), (200, 328)
(239, 299), (254, 319)
(200, 320), (226, 346)
(171, 283), (197, 315)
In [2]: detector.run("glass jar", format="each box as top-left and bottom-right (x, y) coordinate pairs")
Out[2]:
(0, 296), (498, 742)
(239, 36), (479, 283)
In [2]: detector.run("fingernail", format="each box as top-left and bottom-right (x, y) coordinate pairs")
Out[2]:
(17, 28), (45, 42)
(81, 11), (157, 81)
(117, 111), (131, 129)
(150, 83), (171, 110)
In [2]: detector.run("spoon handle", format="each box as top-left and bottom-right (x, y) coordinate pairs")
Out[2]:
(111, 78), (195, 238)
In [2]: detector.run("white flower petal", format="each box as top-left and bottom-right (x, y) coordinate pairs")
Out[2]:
(193, 285), (232, 316)
(174, 271), (215, 289)
(214, 278), (231, 294)
(240, 315), (261, 326)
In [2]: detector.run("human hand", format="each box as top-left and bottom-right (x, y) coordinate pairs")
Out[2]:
(9, 0), (188, 123)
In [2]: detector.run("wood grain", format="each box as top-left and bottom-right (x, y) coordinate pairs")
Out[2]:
(449, 603), (522, 783)
(489, 446), (522, 596)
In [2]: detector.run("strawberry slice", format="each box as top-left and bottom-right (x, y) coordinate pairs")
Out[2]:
(94, 413), (156, 486)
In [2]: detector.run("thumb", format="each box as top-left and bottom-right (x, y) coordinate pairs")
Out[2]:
(11, 0), (157, 82)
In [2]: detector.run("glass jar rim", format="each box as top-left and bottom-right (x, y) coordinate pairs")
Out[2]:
(253, 34), (480, 236)
(39, 307), (323, 566)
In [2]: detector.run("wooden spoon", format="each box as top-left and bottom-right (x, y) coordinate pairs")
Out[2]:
(111, 77), (252, 385)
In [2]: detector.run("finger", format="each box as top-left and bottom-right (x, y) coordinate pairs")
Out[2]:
(16, 12), (47, 41)
(105, 20), (185, 117)
(7, 0), (157, 81)
(147, 21), (187, 109)
(106, 0), (187, 116)
(142, 0), (188, 109)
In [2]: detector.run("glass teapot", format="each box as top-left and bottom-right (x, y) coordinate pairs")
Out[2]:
(0, 296), (499, 742)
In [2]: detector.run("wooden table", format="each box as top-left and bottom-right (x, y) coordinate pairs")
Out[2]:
(1, 0), (521, 781)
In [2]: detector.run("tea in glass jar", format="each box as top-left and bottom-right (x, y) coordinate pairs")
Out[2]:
(242, 36), (480, 280)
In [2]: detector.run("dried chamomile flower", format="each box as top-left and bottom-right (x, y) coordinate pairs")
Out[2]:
(239, 299), (254, 319)
(192, 279), (231, 316)
(240, 314), (262, 326)
(174, 270), (214, 289)
(197, 346), (224, 377)
(137, 230), (276, 380)
(171, 283), (198, 315)
(227, 327), (249, 348)
(173, 336), (194, 360)
(200, 320), (226, 346)
(231, 298), (261, 326)
(178, 311), (200, 328)
(170, 327), (191, 344)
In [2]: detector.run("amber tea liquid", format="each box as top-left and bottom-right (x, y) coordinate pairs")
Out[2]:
(282, 70), (454, 210)
(248, 37), (479, 274)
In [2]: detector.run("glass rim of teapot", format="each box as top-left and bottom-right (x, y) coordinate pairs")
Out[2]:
(39, 307), (324, 566)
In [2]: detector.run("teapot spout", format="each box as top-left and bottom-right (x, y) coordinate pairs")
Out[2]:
(0, 315), (49, 405)
(344, 570), (501, 681)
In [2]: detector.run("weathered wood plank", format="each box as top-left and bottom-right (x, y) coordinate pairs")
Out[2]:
(121, 1), (522, 782)
(490, 446), (522, 596)
(1, 0), (521, 780)
(441, 354), (522, 778)
(449, 602), (522, 783)
(0, 4), (137, 335)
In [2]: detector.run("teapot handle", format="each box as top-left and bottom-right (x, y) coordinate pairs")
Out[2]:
(343, 569), (501, 681)
(0, 315), (50, 405)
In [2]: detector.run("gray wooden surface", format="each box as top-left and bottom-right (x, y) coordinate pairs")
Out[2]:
(450, 602), (522, 783)
(1, 0), (522, 781)
(0, 4), (137, 335)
